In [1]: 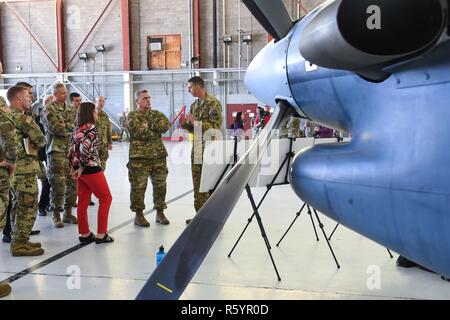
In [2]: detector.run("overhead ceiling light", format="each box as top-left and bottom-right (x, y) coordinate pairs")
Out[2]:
(191, 56), (200, 66)
(242, 34), (252, 43)
(78, 53), (88, 61)
(223, 35), (232, 44)
(95, 45), (106, 53)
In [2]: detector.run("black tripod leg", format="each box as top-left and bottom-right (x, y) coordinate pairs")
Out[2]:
(328, 223), (340, 241)
(254, 208), (282, 281)
(228, 213), (255, 258)
(276, 203), (306, 247)
(387, 248), (393, 259)
(312, 208), (341, 269)
(307, 206), (320, 241)
(245, 185), (281, 281)
(229, 154), (292, 256)
(283, 138), (295, 184)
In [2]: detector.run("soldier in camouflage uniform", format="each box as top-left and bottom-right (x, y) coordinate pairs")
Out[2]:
(0, 97), (16, 298)
(64, 92), (82, 211)
(127, 89), (171, 227)
(7, 86), (45, 256)
(180, 76), (223, 224)
(95, 96), (112, 171)
(288, 116), (304, 139)
(41, 83), (78, 227)
(0, 97), (17, 232)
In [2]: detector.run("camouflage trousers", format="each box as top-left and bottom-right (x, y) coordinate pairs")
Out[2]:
(0, 168), (11, 230)
(128, 157), (168, 212)
(10, 173), (38, 243)
(99, 147), (109, 171)
(191, 151), (210, 213)
(47, 152), (76, 213)
(37, 161), (46, 180)
(66, 173), (77, 209)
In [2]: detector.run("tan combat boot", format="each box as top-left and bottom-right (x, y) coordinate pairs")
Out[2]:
(11, 242), (45, 257)
(53, 211), (64, 228)
(0, 283), (12, 298)
(156, 210), (170, 225)
(63, 209), (78, 224)
(134, 211), (150, 227)
(26, 241), (42, 249)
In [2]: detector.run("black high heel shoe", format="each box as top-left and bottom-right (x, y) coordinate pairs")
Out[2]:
(79, 232), (95, 244)
(95, 234), (114, 244)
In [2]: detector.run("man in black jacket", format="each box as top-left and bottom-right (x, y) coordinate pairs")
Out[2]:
(36, 97), (52, 216)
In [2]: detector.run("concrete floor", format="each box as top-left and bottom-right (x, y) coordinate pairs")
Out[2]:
(1, 141), (450, 300)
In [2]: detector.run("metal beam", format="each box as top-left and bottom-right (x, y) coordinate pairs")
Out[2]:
(193, 0), (200, 66)
(300, 2), (309, 15)
(1, 68), (246, 78)
(121, 0), (131, 71)
(4, 1), (59, 70)
(64, 0), (113, 72)
(213, 0), (218, 68)
(0, 7), (4, 69)
(0, 0), (50, 3)
(56, 0), (65, 72)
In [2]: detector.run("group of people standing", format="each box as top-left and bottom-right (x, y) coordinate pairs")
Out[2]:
(0, 83), (113, 298)
(0, 83), (115, 250)
(0, 76), (223, 298)
(126, 76), (223, 227)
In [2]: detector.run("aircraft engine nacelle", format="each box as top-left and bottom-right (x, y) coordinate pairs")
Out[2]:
(299, 0), (447, 81)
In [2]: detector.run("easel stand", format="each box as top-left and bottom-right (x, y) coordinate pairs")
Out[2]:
(276, 204), (341, 269)
(226, 137), (298, 281)
(327, 223), (394, 259)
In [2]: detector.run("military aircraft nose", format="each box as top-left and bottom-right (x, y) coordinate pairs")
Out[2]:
(244, 37), (293, 108)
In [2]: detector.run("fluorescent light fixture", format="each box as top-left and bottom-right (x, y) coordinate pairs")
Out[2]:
(242, 34), (252, 43)
(95, 45), (106, 53)
(78, 53), (88, 61)
(223, 35), (232, 44)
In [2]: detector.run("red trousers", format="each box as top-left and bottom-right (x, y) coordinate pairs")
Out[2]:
(77, 172), (112, 234)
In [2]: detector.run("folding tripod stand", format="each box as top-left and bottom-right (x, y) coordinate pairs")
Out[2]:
(276, 203), (341, 268)
(326, 223), (394, 259)
(226, 137), (298, 281)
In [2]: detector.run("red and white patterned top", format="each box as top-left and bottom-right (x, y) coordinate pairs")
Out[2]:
(69, 123), (100, 171)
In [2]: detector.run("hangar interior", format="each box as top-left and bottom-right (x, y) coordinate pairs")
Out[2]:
(1, 0), (450, 300)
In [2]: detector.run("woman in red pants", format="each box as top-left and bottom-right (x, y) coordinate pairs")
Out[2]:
(69, 102), (113, 244)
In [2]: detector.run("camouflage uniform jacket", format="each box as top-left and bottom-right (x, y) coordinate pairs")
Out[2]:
(127, 109), (170, 160)
(181, 93), (223, 138)
(0, 107), (18, 165)
(96, 110), (112, 149)
(67, 105), (77, 130)
(41, 102), (72, 154)
(288, 117), (303, 138)
(9, 108), (45, 175)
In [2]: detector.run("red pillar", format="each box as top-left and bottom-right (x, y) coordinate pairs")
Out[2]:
(121, 0), (131, 71)
(193, 0), (200, 67)
(56, 0), (65, 72)
(0, 8), (4, 70)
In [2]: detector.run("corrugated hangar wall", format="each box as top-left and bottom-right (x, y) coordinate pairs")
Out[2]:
(0, 0), (325, 129)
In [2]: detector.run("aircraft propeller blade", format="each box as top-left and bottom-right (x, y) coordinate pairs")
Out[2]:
(242, 0), (293, 41)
